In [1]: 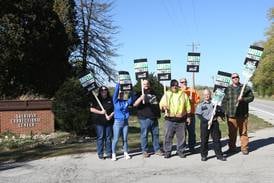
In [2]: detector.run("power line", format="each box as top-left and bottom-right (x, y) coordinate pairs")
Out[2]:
(191, 0), (199, 37)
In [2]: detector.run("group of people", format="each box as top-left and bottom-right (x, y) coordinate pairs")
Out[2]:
(90, 72), (254, 162)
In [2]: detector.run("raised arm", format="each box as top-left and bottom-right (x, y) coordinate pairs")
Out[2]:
(127, 91), (135, 106)
(113, 83), (120, 103)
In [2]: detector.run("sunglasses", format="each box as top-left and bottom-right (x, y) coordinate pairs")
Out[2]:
(180, 81), (187, 84)
(232, 76), (239, 79)
(171, 84), (178, 87)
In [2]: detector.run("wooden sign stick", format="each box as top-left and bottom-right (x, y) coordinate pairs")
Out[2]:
(141, 79), (145, 104)
(92, 91), (108, 118)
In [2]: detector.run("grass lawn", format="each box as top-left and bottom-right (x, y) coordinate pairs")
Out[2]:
(0, 114), (272, 163)
(127, 113), (273, 150)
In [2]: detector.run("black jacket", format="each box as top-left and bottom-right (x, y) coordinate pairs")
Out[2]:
(90, 96), (114, 125)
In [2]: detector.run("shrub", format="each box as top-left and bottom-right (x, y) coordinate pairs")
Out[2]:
(53, 78), (91, 135)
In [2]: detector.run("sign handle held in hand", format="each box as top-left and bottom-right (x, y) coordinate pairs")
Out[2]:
(208, 71), (232, 129)
(208, 104), (217, 129)
(92, 90), (108, 118)
(236, 83), (247, 107)
(141, 79), (145, 104)
(164, 81), (168, 116)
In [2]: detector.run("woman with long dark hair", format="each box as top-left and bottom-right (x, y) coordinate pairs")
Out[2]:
(90, 86), (114, 159)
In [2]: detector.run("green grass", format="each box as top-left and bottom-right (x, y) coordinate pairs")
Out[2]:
(0, 114), (272, 163)
(126, 113), (273, 149)
(254, 92), (274, 101)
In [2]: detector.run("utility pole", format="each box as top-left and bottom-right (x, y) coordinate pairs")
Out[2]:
(187, 42), (200, 89)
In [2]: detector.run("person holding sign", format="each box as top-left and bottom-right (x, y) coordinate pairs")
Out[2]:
(222, 73), (254, 155)
(133, 79), (163, 158)
(196, 89), (226, 161)
(90, 86), (114, 160)
(111, 83), (134, 161)
(179, 78), (200, 153)
(159, 79), (191, 158)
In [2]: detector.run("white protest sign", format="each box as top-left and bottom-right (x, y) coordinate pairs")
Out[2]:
(79, 72), (98, 91)
(212, 88), (226, 106)
(134, 59), (148, 80)
(118, 71), (132, 91)
(157, 60), (171, 81)
(187, 52), (200, 72)
(246, 45), (264, 62)
(208, 71), (231, 129)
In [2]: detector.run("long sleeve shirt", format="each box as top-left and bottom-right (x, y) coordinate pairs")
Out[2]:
(181, 87), (200, 114)
(222, 84), (254, 118)
(159, 90), (191, 119)
(113, 83), (134, 121)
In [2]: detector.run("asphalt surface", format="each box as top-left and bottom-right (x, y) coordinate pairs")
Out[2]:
(250, 98), (274, 125)
(0, 99), (273, 183)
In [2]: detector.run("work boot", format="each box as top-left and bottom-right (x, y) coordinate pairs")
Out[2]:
(143, 152), (149, 158)
(178, 151), (186, 158)
(201, 156), (207, 161)
(217, 155), (227, 161)
(155, 150), (164, 156)
(241, 150), (249, 155)
(164, 152), (171, 159)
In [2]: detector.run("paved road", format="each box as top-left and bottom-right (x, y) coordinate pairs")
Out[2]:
(250, 98), (274, 125)
(0, 98), (273, 183)
(1, 127), (274, 183)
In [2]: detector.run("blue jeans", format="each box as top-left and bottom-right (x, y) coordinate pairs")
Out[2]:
(186, 115), (196, 149)
(112, 120), (129, 153)
(139, 118), (160, 152)
(96, 124), (112, 157)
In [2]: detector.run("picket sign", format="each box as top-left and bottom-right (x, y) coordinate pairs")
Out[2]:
(186, 52), (200, 72)
(236, 45), (264, 107)
(118, 71), (132, 91)
(157, 60), (171, 116)
(186, 52), (200, 99)
(134, 59), (148, 104)
(79, 72), (107, 117)
(208, 71), (232, 129)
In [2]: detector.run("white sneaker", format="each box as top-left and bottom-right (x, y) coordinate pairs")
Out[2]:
(111, 153), (117, 161)
(124, 152), (131, 160)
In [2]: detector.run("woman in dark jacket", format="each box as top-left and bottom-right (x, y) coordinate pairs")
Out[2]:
(90, 86), (114, 159)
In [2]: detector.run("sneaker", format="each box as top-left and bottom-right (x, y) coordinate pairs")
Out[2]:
(178, 152), (186, 158)
(98, 155), (105, 160)
(124, 152), (131, 160)
(155, 150), (163, 156)
(164, 152), (171, 159)
(201, 157), (207, 161)
(143, 152), (149, 158)
(217, 156), (227, 161)
(111, 153), (117, 161)
(105, 154), (111, 159)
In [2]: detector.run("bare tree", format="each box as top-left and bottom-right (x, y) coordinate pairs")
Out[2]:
(72, 0), (118, 83)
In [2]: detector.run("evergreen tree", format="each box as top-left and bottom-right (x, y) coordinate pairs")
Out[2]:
(133, 73), (164, 100)
(53, 0), (79, 52)
(0, 0), (71, 98)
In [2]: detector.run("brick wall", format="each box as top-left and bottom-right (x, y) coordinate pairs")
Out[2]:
(0, 100), (54, 135)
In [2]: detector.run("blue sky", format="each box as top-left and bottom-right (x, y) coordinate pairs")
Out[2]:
(112, 0), (273, 87)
